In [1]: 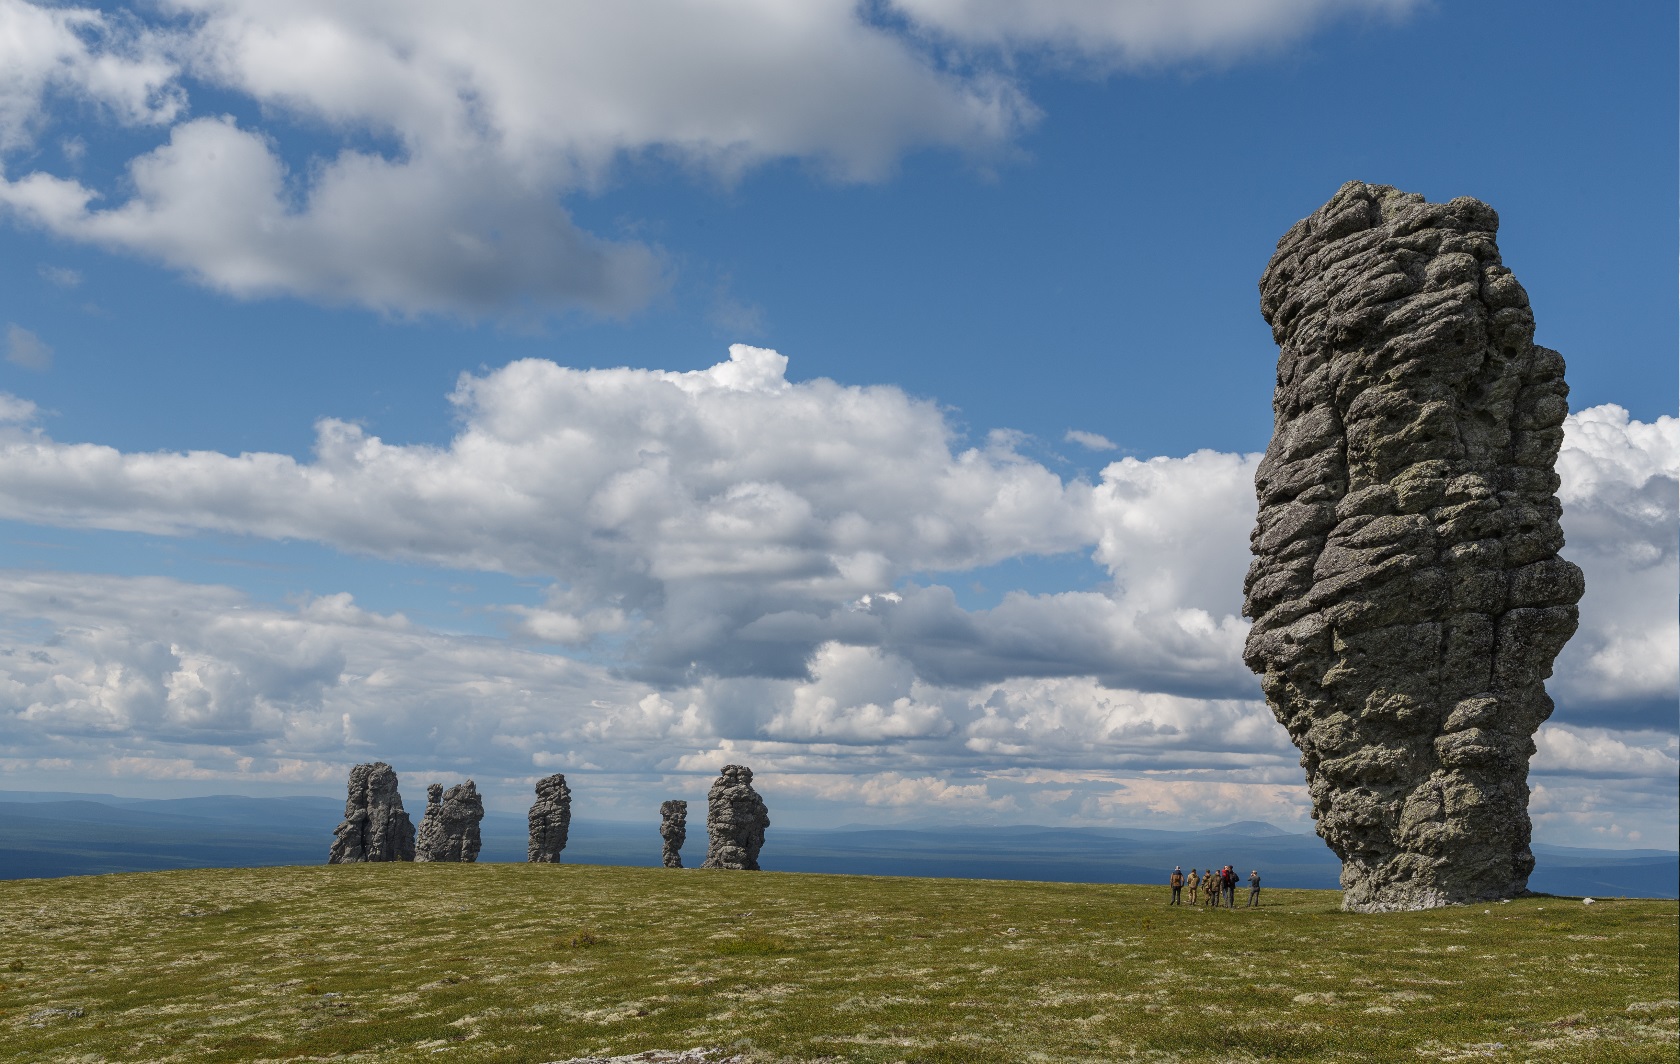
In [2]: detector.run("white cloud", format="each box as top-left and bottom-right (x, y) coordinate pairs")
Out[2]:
(1533, 724), (1679, 779)
(0, 116), (665, 316)
(0, 345), (1103, 682)
(36, 264), (80, 287)
(1065, 429), (1116, 451)
(0, 358), (1669, 718)
(1, 564), (1670, 840)
(0, 0), (1030, 315)
(1552, 404), (1679, 722)
(4, 323), (52, 370)
(0, 393), (37, 423)
(894, 0), (1418, 66)
(0, 0), (181, 151)
(0, 0), (1426, 316)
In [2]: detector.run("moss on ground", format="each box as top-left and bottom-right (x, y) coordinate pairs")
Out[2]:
(0, 863), (1673, 1062)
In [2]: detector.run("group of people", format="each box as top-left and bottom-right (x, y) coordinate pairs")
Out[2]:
(1168, 865), (1260, 908)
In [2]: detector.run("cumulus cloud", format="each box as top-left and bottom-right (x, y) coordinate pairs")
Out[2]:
(0, 350), (1668, 716)
(1065, 429), (1116, 451)
(1533, 724), (1679, 780)
(0, 0), (1029, 315)
(0, 345), (1106, 682)
(4, 323), (52, 370)
(0, 116), (664, 316)
(0, 0), (181, 151)
(894, 0), (1418, 66)
(0, 0), (1425, 316)
(0, 568), (1293, 824)
(0, 393), (36, 423)
(1551, 405), (1679, 726)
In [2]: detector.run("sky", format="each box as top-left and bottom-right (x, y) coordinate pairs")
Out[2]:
(0, 0), (1674, 847)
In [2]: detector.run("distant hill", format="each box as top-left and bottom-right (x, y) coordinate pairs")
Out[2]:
(0, 790), (1672, 897)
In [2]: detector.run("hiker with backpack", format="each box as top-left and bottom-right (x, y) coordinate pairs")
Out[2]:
(1222, 865), (1236, 908)
(1170, 866), (1184, 905)
(1186, 868), (1200, 906)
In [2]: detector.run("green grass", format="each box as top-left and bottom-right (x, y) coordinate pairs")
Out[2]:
(0, 864), (1673, 1062)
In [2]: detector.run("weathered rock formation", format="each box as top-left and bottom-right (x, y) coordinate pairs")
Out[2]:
(328, 761), (415, 863)
(1243, 181), (1583, 912)
(415, 780), (485, 863)
(527, 773), (572, 863)
(659, 799), (688, 868)
(700, 765), (769, 870)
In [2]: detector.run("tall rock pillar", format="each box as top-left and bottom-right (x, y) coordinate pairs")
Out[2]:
(527, 773), (572, 863)
(415, 780), (485, 863)
(328, 762), (415, 863)
(1243, 181), (1583, 912)
(659, 799), (688, 868)
(700, 765), (769, 870)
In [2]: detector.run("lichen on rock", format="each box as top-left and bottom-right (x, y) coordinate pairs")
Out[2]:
(1243, 181), (1583, 912)
(528, 773), (572, 863)
(327, 761), (415, 864)
(414, 780), (484, 863)
(700, 765), (768, 871)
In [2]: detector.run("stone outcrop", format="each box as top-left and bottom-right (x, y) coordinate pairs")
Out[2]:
(527, 773), (572, 863)
(328, 762), (415, 863)
(700, 765), (769, 870)
(659, 799), (687, 868)
(415, 780), (485, 863)
(1243, 181), (1583, 912)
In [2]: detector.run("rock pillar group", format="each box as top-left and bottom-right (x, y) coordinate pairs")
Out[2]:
(700, 765), (769, 870)
(1243, 181), (1583, 911)
(328, 761), (415, 863)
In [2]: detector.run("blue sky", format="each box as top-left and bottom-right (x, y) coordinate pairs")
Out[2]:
(0, 0), (1674, 845)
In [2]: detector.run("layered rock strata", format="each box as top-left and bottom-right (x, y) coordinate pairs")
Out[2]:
(700, 765), (769, 870)
(527, 774), (572, 863)
(659, 800), (688, 868)
(328, 762), (415, 863)
(1243, 181), (1583, 912)
(415, 780), (485, 863)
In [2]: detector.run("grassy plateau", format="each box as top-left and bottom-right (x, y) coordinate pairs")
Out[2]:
(0, 863), (1673, 1063)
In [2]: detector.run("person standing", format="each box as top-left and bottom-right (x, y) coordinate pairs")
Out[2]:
(1186, 868), (1200, 906)
(1170, 865), (1184, 905)
(1247, 868), (1262, 907)
(1223, 865), (1236, 908)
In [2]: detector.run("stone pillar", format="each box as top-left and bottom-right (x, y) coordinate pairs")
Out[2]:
(659, 799), (687, 868)
(528, 773), (572, 863)
(700, 765), (769, 870)
(415, 780), (485, 863)
(1243, 181), (1582, 911)
(328, 761), (415, 863)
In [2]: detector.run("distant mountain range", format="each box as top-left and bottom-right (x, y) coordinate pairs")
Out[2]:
(0, 790), (1672, 898)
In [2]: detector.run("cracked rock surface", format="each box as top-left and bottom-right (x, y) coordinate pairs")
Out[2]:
(327, 762), (415, 864)
(700, 765), (769, 871)
(415, 780), (484, 863)
(527, 773), (572, 863)
(659, 799), (688, 868)
(1243, 181), (1582, 912)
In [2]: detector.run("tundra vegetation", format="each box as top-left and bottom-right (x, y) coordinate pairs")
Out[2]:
(0, 864), (1673, 1062)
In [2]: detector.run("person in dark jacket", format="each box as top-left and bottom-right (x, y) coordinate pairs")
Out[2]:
(1247, 868), (1262, 907)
